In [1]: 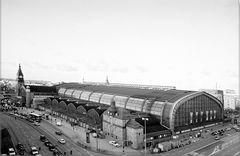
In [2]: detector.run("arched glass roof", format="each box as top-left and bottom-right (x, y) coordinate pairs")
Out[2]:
(114, 95), (129, 108)
(126, 98), (145, 112)
(72, 90), (83, 99)
(58, 88), (66, 96)
(150, 101), (165, 117)
(100, 94), (114, 105)
(65, 89), (74, 98)
(80, 91), (92, 101)
(89, 92), (103, 103)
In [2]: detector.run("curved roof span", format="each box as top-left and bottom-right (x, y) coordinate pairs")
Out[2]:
(57, 84), (223, 130)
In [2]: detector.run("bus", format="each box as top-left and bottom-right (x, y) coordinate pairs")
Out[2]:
(29, 112), (42, 122)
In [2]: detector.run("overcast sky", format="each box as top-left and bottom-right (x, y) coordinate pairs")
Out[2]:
(1, 0), (239, 94)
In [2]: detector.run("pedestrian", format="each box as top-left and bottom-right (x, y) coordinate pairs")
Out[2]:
(39, 147), (41, 151)
(70, 150), (72, 155)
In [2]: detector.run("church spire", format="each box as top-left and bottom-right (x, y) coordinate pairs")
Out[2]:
(106, 75), (109, 85)
(17, 64), (24, 83)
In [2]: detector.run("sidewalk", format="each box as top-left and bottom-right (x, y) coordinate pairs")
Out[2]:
(18, 108), (144, 156)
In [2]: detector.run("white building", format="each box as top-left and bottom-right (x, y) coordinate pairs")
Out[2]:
(223, 90), (238, 110)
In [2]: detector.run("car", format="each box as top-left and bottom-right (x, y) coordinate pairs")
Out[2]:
(55, 131), (62, 135)
(48, 144), (55, 151)
(18, 150), (25, 155)
(56, 122), (62, 126)
(112, 142), (121, 147)
(53, 150), (63, 156)
(109, 140), (117, 145)
(58, 138), (66, 144)
(31, 146), (39, 155)
(92, 133), (98, 138)
(215, 136), (220, 140)
(16, 143), (24, 151)
(8, 148), (16, 156)
(34, 122), (40, 126)
(40, 135), (46, 142)
(44, 141), (51, 147)
(28, 118), (34, 123)
(226, 127), (231, 131)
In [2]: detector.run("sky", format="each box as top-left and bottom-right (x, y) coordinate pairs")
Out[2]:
(1, 0), (239, 94)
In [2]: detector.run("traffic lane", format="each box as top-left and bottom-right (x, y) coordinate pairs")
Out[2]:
(0, 113), (52, 155)
(18, 117), (70, 154)
(41, 118), (110, 156)
(161, 136), (216, 156)
(16, 109), (84, 155)
(162, 129), (239, 156)
(0, 113), (53, 156)
(184, 132), (240, 156)
(213, 134), (240, 156)
(18, 108), (108, 156)
(40, 119), (95, 156)
(213, 142), (240, 156)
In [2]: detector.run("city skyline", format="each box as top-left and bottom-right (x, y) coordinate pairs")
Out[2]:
(1, 0), (239, 94)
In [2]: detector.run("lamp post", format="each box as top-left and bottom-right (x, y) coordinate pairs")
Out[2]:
(142, 117), (148, 156)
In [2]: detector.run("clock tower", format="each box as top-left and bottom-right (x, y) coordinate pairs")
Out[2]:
(16, 64), (24, 96)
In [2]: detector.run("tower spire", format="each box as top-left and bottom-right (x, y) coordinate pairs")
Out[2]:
(106, 75), (109, 85)
(16, 64), (24, 96)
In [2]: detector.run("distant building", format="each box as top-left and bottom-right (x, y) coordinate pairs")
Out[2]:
(223, 90), (238, 110)
(199, 89), (224, 105)
(236, 98), (240, 109)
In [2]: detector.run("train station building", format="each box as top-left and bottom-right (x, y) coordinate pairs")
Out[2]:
(39, 83), (224, 149)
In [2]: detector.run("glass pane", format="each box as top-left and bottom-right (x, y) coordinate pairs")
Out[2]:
(65, 89), (74, 97)
(100, 94), (114, 105)
(126, 98), (144, 111)
(72, 90), (83, 99)
(80, 91), (92, 100)
(58, 88), (66, 95)
(150, 101), (165, 116)
(114, 96), (128, 107)
(90, 92), (103, 103)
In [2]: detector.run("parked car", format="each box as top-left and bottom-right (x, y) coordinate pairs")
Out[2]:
(40, 135), (46, 142)
(109, 140), (117, 145)
(55, 131), (62, 135)
(215, 136), (220, 140)
(8, 148), (16, 156)
(58, 138), (66, 144)
(31, 146), (39, 155)
(53, 149), (63, 156)
(112, 142), (121, 147)
(34, 122), (40, 126)
(44, 141), (51, 147)
(48, 144), (56, 151)
(16, 143), (24, 151)
(109, 140), (121, 147)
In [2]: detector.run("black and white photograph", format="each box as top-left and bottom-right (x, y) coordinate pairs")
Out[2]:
(0, 0), (240, 156)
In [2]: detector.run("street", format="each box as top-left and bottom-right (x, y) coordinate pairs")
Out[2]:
(0, 112), (53, 155)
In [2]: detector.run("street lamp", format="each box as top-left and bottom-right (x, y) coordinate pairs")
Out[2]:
(142, 117), (148, 156)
